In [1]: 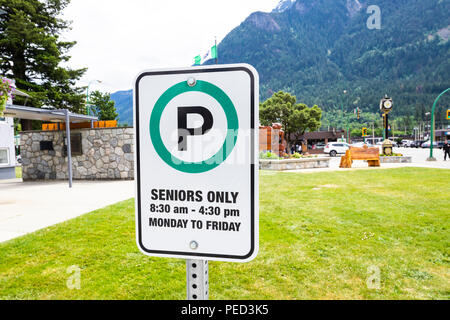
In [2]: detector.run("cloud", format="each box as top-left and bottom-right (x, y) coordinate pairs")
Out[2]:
(61, 0), (279, 92)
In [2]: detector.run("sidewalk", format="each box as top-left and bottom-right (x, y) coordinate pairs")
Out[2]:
(0, 179), (134, 243)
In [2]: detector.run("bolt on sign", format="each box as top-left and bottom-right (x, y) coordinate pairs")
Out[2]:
(134, 64), (259, 262)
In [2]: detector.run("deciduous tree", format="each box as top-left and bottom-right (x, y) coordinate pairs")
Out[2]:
(0, 0), (86, 112)
(260, 91), (322, 149)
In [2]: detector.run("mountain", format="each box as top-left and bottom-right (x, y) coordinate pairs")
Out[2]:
(272, 0), (296, 13)
(111, 90), (133, 126)
(213, 0), (450, 126)
(113, 0), (450, 128)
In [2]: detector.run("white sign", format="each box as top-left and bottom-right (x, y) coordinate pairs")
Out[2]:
(134, 64), (259, 262)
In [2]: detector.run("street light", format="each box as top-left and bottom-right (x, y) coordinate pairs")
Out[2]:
(427, 87), (450, 161)
(341, 90), (350, 142)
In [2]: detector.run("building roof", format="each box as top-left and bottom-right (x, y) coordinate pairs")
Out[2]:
(3, 105), (98, 123)
(290, 130), (346, 141)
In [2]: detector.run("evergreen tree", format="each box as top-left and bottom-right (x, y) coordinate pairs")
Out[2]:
(90, 91), (118, 121)
(0, 0), (86, 113)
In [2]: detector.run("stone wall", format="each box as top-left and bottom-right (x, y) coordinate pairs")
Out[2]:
(20, 127), (134, 180)
(379, 156), (412, 163)
(259, 157), (330, 170)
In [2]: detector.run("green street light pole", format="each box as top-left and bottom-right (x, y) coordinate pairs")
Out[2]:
(428, 87), (450, 160)
(86, 80), (101, 116)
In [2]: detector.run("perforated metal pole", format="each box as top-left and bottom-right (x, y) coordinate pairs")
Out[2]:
(186, 259), (209, 300)
(64, 109), (73, 188)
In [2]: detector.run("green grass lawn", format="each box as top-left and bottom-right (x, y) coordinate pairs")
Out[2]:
(0, 168), (449, 300)
(15, 166), (22, 179)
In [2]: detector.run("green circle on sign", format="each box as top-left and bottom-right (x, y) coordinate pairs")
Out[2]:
(150, 80), (239, 173)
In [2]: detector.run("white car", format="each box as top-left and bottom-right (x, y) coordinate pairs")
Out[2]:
(401, 140), (413, 147)
(324, 142), (350, 157)
(351, 142), (374, 148)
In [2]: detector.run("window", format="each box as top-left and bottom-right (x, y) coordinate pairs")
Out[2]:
(63, 133), (83, 156)
(40, 141), (54, 151)
(0, 148), (9, 165)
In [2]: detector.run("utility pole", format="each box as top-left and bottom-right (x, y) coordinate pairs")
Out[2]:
(372, 122), (375, 143)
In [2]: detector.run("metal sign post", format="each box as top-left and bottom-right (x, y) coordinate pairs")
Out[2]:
(186, 259), (209, 300)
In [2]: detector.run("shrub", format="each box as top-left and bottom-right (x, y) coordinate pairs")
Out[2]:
(260, 151), (280, 159)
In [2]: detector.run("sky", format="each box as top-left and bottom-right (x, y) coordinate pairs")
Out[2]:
(62, 0), (281, 93)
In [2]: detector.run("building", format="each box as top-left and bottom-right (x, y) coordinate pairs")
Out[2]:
(260, 123), (346, 155)
(259, 123), (286, 156)
(0, 116), (18, 179)
(296, 129), (346, 146)
(435, 129), (450, 142)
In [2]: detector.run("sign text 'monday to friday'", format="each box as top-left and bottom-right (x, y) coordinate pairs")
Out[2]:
(148, 218), (241, 232)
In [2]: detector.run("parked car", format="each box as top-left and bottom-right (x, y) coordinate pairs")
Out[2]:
(421, 141), (444, 149)
(315, 142), (326, 149)
(351, 142), (374, 148)
(402, 140), (414, 148)
(414, 140), (425, 148)
(324, 142), (350, 157)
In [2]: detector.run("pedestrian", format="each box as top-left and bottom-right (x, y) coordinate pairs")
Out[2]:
(443, 139), (450, 161)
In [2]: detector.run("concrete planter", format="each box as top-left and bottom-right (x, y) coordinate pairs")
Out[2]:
(380, 156), (412, 163)
(259, 157), (330, 171)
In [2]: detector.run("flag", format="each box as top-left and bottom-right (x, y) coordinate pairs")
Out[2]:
(193, 43), (218, 66)
(202, 50), (211, 61)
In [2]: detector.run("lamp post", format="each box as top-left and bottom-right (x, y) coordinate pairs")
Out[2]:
(341, 90), (350, 143)
(380, 95), (394, 155)
(428, 87), (450, 161)
(86, 80), (101, 128)
(86, 80), (101, 116)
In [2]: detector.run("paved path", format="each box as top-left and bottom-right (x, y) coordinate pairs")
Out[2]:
(0, 179), (134, 243)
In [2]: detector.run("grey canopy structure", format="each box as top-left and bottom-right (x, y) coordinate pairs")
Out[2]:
(3, 104), (98, 188)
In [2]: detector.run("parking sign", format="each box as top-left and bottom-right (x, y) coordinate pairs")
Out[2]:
(134, 64), (259, 262)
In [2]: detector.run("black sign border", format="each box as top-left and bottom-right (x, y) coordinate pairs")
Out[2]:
(135, 66), (256, 260)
